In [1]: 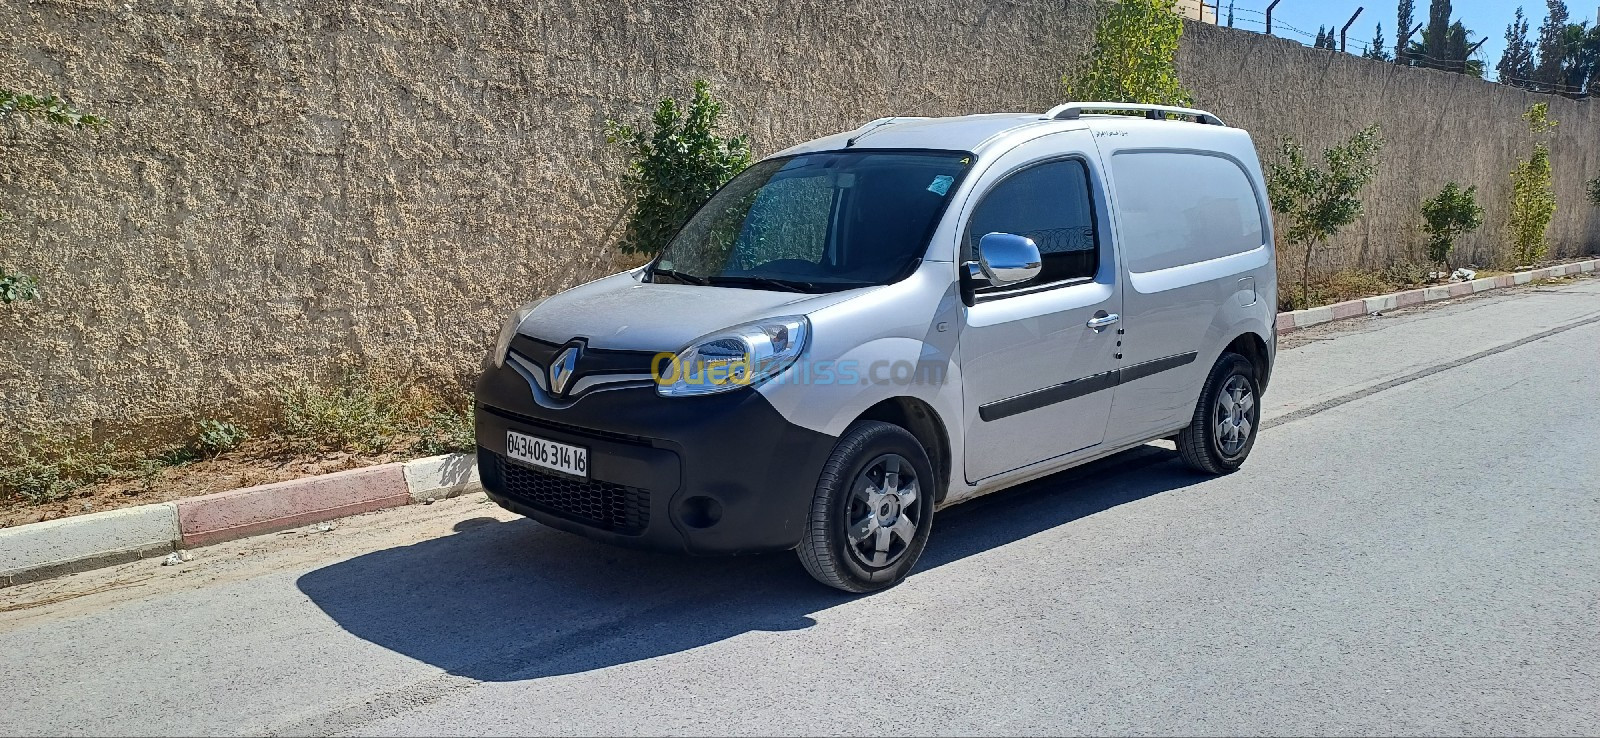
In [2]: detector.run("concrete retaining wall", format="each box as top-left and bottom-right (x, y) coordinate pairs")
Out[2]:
(1, 0), (1596, 446)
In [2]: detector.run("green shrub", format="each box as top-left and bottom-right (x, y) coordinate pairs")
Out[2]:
(1064, 0), (1193, 106)
(605, 80), (752, 256)
(1420, 183), (1484, 268)
(1508, 103), (1557, 266)
(196, 420), (248, 458)
(1266, 124), (1384, 309)
(1586, 175), (1600, 207)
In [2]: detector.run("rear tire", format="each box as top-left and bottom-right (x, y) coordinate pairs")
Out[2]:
(1176, 352), (1260, 475)
(797, 421), (936, 593)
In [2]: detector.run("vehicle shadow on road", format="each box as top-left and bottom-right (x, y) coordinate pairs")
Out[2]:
(296, 445), (1203, 682)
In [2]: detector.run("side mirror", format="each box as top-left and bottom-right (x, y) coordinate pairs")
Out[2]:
(971, 233), (1042, 287)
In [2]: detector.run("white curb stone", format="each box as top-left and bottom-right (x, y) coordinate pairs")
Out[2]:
(1363, 294), (1399, 313)
(0, 503), (179, 586)
(402, 453), (483, 503)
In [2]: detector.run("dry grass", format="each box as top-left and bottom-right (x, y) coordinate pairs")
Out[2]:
(1, 370), (475, 523)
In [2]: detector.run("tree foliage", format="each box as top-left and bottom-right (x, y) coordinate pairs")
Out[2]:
(1364, 24), (1392, 60)
(1587, 175), (1600, 208)
(1532, 0), (1571, 89)
(1396, 0), (1416, 64)
(1498, 7), (1537, 87)
(1405, 1), (1484, 77)
(1, 88), (106, 306)
(1315, 26), (1331, 50)
(1063, 0), (1193, 107)
(1266, 125), (1384, 308)
(1507, 103), (1558, 266)
(1420, 183), (1484, 267)
(605, 80), (752, 257)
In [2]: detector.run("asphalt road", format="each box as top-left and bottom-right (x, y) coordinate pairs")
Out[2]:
(3, 277), (1597, 737)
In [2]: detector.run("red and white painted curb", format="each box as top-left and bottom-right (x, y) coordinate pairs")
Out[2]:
(0, 453), (480, 587)
(2, 257), (1595, 587)
(1277, 258), (1597, 334)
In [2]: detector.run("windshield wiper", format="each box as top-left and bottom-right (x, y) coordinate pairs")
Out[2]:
(649, 266), (709, 286)
(707, 275), (816, 293)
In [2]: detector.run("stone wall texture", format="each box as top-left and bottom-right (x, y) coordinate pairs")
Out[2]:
(2, 0), (1597, 446)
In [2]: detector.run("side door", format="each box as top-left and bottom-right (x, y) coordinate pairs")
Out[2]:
(959, 131), (1123, 482)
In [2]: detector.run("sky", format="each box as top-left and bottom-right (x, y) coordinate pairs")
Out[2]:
(1216, 0), (1599, 81)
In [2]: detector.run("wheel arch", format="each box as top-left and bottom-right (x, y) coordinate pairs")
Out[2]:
(1224, 330), (1272, 394)
(853, 397), (953, 504)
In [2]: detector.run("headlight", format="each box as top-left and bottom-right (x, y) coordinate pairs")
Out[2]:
(656, 316), (810, 397)
(492, 300), (543, 369)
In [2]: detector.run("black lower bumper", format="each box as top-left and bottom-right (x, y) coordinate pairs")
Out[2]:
(474, 362), (837, 555)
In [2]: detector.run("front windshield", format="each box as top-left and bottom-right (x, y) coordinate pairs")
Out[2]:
(652, 150), (973, 292)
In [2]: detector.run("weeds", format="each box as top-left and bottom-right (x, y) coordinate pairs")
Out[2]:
(0, 442), (118, 504)
(276, 371), (409, 454)
(3, 372), (475, 510)
(416, 401), (475, 456)
(1277, 267), (1427, 311)
(196, 419), (248, 458)
(274, 370), (472, 456)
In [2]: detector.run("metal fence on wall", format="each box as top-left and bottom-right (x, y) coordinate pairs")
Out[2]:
(1199, 1), (1595, 99)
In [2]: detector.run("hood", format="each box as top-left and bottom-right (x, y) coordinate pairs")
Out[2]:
(518, 271), (874, 351)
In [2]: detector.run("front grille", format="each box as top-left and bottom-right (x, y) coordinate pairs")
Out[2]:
(493, 454), (650, 534)
(482, 404), (651, 446)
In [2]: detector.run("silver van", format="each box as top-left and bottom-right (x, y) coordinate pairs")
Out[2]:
(476, 103), (1278, 592)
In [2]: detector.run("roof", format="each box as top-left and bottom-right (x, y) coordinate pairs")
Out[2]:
(771, 104), (1249, 160)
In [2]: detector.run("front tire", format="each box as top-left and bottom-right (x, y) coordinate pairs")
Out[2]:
(1176, 352), (1261, 475)
(797, 421), (936, 593)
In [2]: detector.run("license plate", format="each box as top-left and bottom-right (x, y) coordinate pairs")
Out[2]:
(505, 431), (589, 478)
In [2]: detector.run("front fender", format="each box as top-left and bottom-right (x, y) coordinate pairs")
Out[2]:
(757, 336), (962, 441)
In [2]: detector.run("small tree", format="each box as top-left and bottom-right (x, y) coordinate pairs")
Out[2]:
(1, 89), (106, 305)
(1420, 183), (1484, 268)
(1266, 124), (1384, 309)
(605, 80), (752, 256)
(1063, 0), (1193, 106)
(1364, 24), (1393, 60)
(1507, 102), (1558, 265)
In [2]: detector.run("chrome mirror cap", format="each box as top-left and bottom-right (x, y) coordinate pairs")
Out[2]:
(976, 233), (1043, 286)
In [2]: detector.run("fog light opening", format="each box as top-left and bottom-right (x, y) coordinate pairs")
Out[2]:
(678, 496), (723, 529)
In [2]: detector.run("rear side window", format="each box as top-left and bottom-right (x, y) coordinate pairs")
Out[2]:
(1110, 151), (1266, 273)
(965, 159), (1098, 290)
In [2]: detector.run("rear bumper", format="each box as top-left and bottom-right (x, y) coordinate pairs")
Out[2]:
(474, 361), (837, 555)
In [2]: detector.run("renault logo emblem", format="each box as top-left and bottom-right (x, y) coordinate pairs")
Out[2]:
(549, 345), (581, 396)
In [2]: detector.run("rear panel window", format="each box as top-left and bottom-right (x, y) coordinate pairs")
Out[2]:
(1110, 152), (1266, 274)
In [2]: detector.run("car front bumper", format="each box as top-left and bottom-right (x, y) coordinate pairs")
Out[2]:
(474, 361), (837, 555)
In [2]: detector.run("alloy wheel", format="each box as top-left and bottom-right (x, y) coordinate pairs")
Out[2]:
(846, 454), (921, 568)
(1214, 374), (1255, 457)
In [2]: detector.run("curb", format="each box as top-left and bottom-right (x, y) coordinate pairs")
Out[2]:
(1277, 258), (1598, 334)
(1, 452), (480, 587)
(0, 503), (180, 587)
(4, 259), (1593, 586)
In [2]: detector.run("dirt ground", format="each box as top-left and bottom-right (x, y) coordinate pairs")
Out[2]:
(0, 438), (432, 529)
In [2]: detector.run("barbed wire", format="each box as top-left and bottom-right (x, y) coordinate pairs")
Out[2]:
(1215, 6), (1594, 94)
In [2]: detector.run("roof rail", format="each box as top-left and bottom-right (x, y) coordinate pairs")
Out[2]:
(1044, 102), (1226, 127)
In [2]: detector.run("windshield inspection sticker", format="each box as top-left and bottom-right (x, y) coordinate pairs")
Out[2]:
(928, 175), (955, 196)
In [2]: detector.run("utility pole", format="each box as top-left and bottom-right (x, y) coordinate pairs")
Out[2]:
(1340, 6), (1364, 53)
